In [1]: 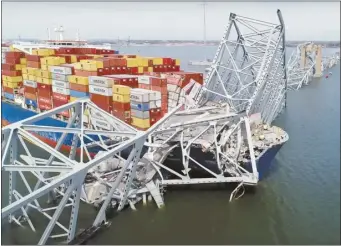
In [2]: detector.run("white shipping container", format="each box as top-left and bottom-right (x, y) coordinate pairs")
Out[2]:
(52, 86), (70, 95)
(90, 110), (105, 121)
(52, 80), (69, 89)
(89, 85), (113, 96)
(89, 76), (114, 88)
(137, 76), (151, 85)
(51, 73), (68, 82)
(91, 116), (112, 131)
(130, 90), (150, 103)
(131, 109), (150, 119)
(49, 66), (73, 75)
(168, 91), (180, 101)
(168, 99), (179, 107)
(167, 84), (180, 93)
(23, 80), (37, 88)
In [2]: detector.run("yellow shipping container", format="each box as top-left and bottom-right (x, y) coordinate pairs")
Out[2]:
(148, 67), (153, 72)
(112, 94), (130, 103)
(126, 58), (138, 68)
(15, 64), (23, 71)
(59, 57), (66, 64)
(80, 59), (91, 64)
(42, 78), (52, 85)
(138, 67), (144, 74)
(28, 75), (36, 81)
(20, 58), (27, 65)
(37, 49), (53, 57)
(27, 67), (38, 75)
(70, 55), (78, 63)
(22, 74), (29, 80)
(68, 75), (89, 85)
(41, 57), (60, 66)
(112, 85), (131, 95)
(3, 81), (22, 89)
(136, 58), (149, 67)
(22, 67), (29, 74)
(152, 58), (163, 65)
(42, 71), (52, 79)
(82, 63), (97, 72)
(84, 108), (89, 116)
(36, 77), (43, 83)
(175, 59), (180, 66)
(2, 75), (22, 83)
(73, 63), (83, 70)
(35, 70), (44, 77)
(41, 65), (49, 71)
(70, 97), (78, 102)
(131, 117), (150, 128)
(32, 50), (39, 55)
(48, 49), (55, 56)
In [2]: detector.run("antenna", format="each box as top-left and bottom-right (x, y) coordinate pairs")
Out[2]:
(76, 29), (80, 41)
(203, 1), (207, 46)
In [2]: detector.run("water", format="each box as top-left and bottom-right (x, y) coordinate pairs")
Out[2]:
(1, 46), (340, 245)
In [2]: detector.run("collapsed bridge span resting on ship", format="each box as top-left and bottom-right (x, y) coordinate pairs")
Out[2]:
(2, 9), (290, 245)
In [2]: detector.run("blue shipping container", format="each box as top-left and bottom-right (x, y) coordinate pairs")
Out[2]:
(4, 92), (14, 101)
(70, 90), (89, 98)
(130, 101), (150, 111)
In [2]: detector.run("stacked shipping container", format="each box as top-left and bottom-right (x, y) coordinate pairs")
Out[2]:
(2, 46), (207, 131)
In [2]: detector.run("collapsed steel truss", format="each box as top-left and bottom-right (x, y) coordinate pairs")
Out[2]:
(1, 10), (290, 245)
(195, 10), (287, 125)
(287, 42), (339, 91)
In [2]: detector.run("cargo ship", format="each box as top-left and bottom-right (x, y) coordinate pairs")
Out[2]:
(1, 33), (287, 180)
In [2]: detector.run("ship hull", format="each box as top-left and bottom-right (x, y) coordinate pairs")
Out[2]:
(2, 101), (284, 180)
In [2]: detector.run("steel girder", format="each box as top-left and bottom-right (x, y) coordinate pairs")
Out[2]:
(194, 10), (287, 126)
(0, 99), (182, 244)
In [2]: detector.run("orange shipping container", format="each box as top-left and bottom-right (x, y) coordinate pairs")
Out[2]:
(69, 83), (89, 93)
(24, 92), (37, 100)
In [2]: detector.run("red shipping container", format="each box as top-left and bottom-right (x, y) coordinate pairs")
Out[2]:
(138, 83), (150, 90)
(38, 89), (52, 98)
(38, 96), (53, 106)
(56, 54), (72, 63)
(90, 94), (113, 112)
(27, 61), (40, 68)
(3, 86), (15, 94)
(162, 58), (173, 65)
(70, 83), (89, 93)
(94, 58), (111, 68)
(150, 77), (167, 87)
(109, 58), (127, 67)
(25, 92), (37, 100)
(150, 108), (162, 118)
(2, 70), (22, 76)
(151, 85), (167, 95)
(53, 98), (71, 117)
(38, 101), (53, 110)
(37, 83), (52, 91)
(2, 63), (16, 70)
(53, 92), (70, 102)
(24, 86), (37, 94)
(112, 101), (131, 112)
(127, 67), (138, 75)
(113, 110), (131, 120)
(5, 57), (21, 64)
(106, 54), (124, 58)
(6, 51), (24, 59)
(25, 54), (41, 62)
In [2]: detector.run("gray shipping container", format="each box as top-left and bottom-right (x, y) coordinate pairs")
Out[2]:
(131, 109), (150, 119)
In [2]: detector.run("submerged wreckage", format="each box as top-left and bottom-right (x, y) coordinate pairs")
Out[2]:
(2, 10), (289, 244)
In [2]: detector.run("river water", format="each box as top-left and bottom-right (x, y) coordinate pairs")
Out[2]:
(1, 46), (340, 245)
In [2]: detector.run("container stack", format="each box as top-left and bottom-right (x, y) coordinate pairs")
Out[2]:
(89, 76), (114, 113)
(138, 76), (168, 116)
(105, 75), (138, 88)
(68, 74), (89, 102)
(130, 89), (151, 130)
(112, 84), (131, 124)
(51, 65), (74, 118)
(1, 51), (25, 101)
